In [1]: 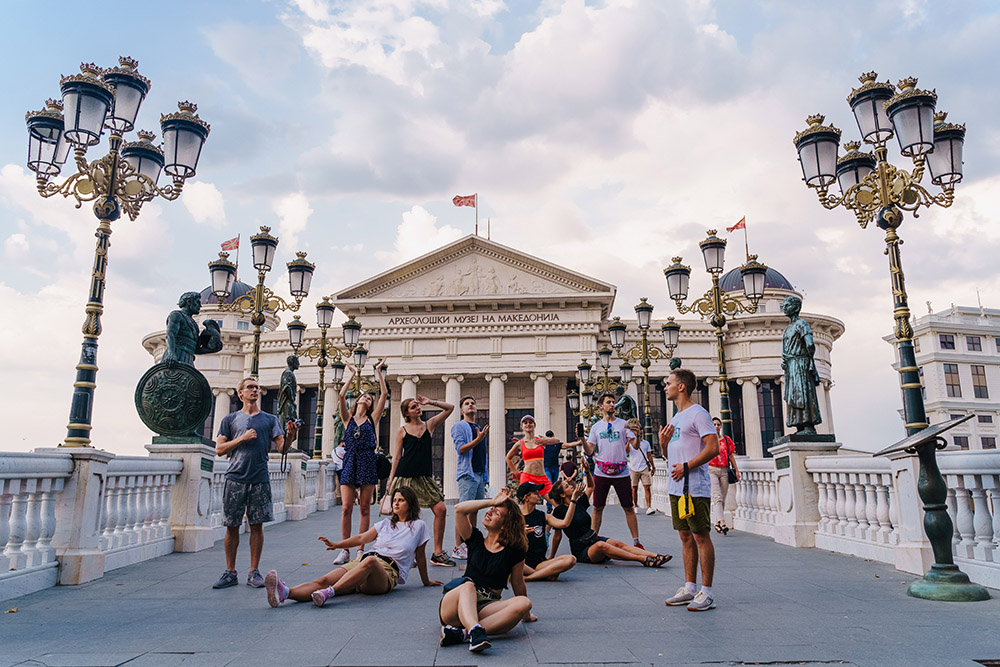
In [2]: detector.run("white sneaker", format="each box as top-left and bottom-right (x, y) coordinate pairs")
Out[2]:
(333, 549), (350, 565)
(451, 544), (468, 560)
(646, 507), (656, 515)
(687, 590), (716, 611)
(665, 587), (695, 606)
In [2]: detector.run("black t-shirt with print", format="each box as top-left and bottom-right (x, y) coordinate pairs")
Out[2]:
(552, 495), (594, 549)
(523, 509), (547, 564)
(463, 528), (526, 591)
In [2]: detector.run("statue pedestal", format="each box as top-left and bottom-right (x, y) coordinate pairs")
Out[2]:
(146, 440), (217, 553)
(280, 451), (311, 521)
(768, 434), (839, 548)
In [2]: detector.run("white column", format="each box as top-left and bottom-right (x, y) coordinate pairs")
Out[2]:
(626, 380), (639, 404)
(706, 377), (722, 420)
(443, 375), (463, 500)
(822, 380), (836, 436)
(401, 376), (419, 401)
(211, 389), (232, 440)
(486, 374), (507, 492)
(321, 385), (337, 458)
(740, 377), (763, 458)
(531, 372), (552, 434)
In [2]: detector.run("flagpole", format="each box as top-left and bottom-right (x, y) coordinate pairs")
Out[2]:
(488, 218), (491, 240)
(743, 224), (750, 262)
(475, 193), (479, 236)
(235, 234), (240, 281)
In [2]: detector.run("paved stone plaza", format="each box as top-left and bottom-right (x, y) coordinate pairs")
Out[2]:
(2, 507), (998, 667)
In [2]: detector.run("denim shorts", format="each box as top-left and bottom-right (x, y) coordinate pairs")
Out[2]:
(457, 473), (487, 502)
(222, 479), (274, 526)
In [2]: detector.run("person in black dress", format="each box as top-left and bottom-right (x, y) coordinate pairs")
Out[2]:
(550, 459), (671, 567)
(333, 360), (387, 565)
(516, 481), (578, 581)
(438, 489), (534, 653)
(387, 394), (455, 566)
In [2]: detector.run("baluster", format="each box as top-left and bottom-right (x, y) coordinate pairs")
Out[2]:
(834, 481), (847, 536)
(876, 480), (891, 544)
(101, 483), (116, 550)
(843, 477), (858, 538)
(126, 479), (141, 545)
(887, 476), (900, 544)
(989, 486), (1000, 552)
(747, 473), (758, 523)
(5, 489), (28, 570)
(968, 480), (994, 562)
(135, 477), (149, 543)
(734, 476), (745, 520)
(864, 481), (878, 542)
(0, 486), (11, 572)
(37, 487), (57, 565)
(826, 476), (838, 535)
(945, 484), (960, 550)
(142, 477), (155, 541)
(815, 475), (828, 533)
(158, 478), (172, 538)
(112, 480), (128, 549)
(768, 477), (778, 524)
(954, 484), (975, 558)
(854, 482), (868, 540)
(21, 488), (41, 568)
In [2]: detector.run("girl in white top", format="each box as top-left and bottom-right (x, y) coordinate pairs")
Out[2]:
(264, 486), (442, 608)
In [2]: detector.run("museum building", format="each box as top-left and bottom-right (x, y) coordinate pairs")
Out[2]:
(142, 235), (845, 498)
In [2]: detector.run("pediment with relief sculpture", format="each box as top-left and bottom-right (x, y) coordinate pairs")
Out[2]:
(335, 235), (615, 302)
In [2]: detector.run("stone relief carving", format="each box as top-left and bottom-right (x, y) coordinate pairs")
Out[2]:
(380, 255), (566, 298)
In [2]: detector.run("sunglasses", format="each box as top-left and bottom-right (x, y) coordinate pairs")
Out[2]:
(607, 423), (614, 435)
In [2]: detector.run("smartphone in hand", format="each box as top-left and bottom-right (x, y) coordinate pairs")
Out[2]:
(575, 423), (585, 439)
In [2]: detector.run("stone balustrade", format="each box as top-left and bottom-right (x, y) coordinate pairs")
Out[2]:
(939, 450), (1000, 588)
(734, 458), (777, 538)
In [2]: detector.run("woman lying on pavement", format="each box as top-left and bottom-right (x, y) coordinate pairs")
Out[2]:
(438, 489), (534, 653)
(549, 458), (672, 567)
(263, 485), (441, 608)
(515, 481), (578, 581)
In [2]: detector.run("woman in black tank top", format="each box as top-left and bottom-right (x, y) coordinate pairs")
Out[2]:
(387, 394), (455, 565)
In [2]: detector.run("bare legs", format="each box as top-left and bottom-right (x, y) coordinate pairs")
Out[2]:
(431, 501), (447, 556)
(286, 555), (392, 602)
(679, 529), (715, 587)
(592, 505), (640, 539)
(223, 523), (263, 571)
(633, 484), (652, 509)
(439, 581), (532, 635)
(586, 538), (664, 564)
(523, 555), (576, 581)
(340, 484), (376, 547)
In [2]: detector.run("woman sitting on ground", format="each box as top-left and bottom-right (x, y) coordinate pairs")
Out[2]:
(516, 481), (577, 581)
(263, 486), (441, 608)
(550, 459), (671, 567)
(438, 489), (534, 654)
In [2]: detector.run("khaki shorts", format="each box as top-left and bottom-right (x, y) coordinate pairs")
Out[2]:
(670, 494), (712, 534)
(629, 468), (652, 486)
(341, 552), (399, 590)
(389, 476), (444, 509)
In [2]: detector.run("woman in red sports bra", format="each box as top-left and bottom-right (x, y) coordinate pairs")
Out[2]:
(505, 414), (564, 498)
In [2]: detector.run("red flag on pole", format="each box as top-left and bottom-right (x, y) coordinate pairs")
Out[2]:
(221, 236), (240, 250)
(726, 217), (746, 232)
(452, 194), (476, 208)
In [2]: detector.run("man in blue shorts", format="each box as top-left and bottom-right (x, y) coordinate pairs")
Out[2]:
(213, 377), (288, 589)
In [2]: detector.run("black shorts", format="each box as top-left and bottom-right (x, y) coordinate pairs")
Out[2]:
(525, 551), (546, 569)
(222, 479), (273, 526)
(570, 532), (609, 564)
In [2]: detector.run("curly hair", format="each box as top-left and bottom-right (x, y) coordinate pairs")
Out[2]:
(548, 479), (569, 506)
(390, 486), (421, 527)
(492, 498), (529, 552)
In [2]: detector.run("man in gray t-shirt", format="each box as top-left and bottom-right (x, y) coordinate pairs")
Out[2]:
(212, 377), (287, 590)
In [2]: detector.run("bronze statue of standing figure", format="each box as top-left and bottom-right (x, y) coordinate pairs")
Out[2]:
(781, 295), (822, 434)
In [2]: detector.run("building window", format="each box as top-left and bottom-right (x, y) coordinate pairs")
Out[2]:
(939, 334), (955, 350)
(914, 338), (920, 353)
(949, 413), (964, 421)
(983, 437), (997, 450)
(944, 364), (962, 398)
(967, 336), (982, 352)
(996, 337), (1000, 352)
(954, 436), (969, 449)
(757, 380), (783, 458)
(978, 415), (994, 424)
(236, 320), (250, 331)
(918, 367), (925, 400)
(972, 365), (989, 398)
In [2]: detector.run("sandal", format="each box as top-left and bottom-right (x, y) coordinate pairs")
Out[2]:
(714, 521), (724, 535)
(643, 554), (672, 568)
(721, 523), (730, 536)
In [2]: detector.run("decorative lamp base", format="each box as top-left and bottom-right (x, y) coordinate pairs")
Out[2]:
(907, 564), (990, 602)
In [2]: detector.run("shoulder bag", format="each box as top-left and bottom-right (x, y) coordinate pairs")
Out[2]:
(677, 462), (695, 519)
(725, 439), (738, 484)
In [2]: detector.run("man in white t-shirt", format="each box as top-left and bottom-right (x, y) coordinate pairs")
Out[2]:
(584, 393), (642, 548)
(659, 369), (719, 612)
(626, 417), (656, 515)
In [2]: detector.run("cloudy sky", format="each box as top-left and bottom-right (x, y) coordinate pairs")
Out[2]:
(2, 0), (999, 456)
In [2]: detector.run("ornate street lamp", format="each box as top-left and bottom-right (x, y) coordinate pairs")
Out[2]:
(209, 226), (314, 378)
(665, 231), (764, 442)
(611, 299), (680, 449)
(793, 72), (983, 602)
(25, 57), (209, 447)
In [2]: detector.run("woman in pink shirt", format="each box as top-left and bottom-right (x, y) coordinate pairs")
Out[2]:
(707, 417), (739, 535)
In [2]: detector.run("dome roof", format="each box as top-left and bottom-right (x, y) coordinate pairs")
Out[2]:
(719, 266), (794, 293)
(199, 280), (253, 306)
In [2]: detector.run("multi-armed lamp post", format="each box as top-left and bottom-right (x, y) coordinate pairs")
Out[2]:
(608, 299), (680, 447)
(286, 298), (346, 459)
(568, 347), (629, 425)
(794, 72), (986, 601)
(26, 57), (209, 447)
(339, 315), (386, 401)
(208, 226), (315, 378)
(664, 232), (767, 441)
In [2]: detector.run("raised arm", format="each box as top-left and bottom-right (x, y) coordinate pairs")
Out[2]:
(420, 395), (454, 431)
(455, 490), (509, 542)
(457, 423), (489, 455)
(317, 525), (378, 551)
(338, 364), (356, 422)
(370, 359), (389, 422)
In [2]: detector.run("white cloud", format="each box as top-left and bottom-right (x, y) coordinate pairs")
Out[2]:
(182, 182), (227, 227)
(272, 192), (314, 251)
(4, 232), (28, 257)
(375, 205), (463, 264)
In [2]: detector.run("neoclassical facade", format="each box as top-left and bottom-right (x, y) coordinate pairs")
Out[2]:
(143, 235), (845, 498)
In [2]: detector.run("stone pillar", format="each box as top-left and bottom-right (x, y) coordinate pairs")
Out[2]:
(443, 375), (464, 500)
(821, 380), (836, 436)
(486, 374), (507, 492)
(769, 435), (840, 547)
(706, 377), (722, 420)
(531, 372), (552, 434)
(36, 447), (114, 585)
(281, 450), (310, 520)
(321, 385), (337, 458)
(625, 380), (639, 405)
(740, 377), (764, 458)
(401, 376), (419, 401)
(146, 441), (216, 553)
(211, 389), (232, 441)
